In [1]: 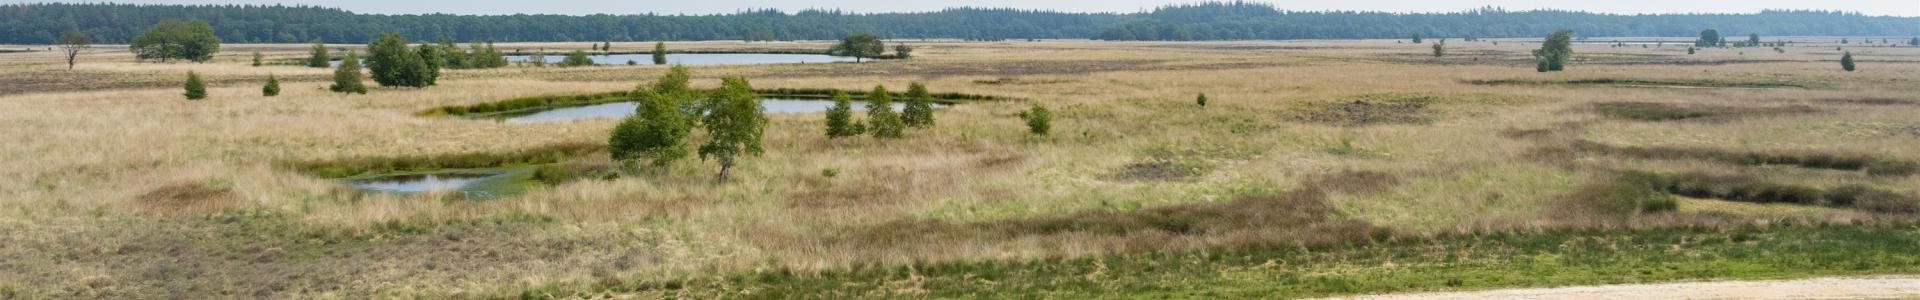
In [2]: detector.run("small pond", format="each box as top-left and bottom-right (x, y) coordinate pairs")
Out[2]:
(491, 98), (949, 123)
(343, 167), (535, 199)
(505, 53), (858, 65)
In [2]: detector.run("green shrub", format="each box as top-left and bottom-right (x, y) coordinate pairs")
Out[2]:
(183, 71), (207, 100)
(262, 73), (280, 97)
(1020, 103), (1052, 135)
(866, 85), (905, 138)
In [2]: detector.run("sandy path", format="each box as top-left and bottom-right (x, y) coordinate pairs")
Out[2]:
(1331, 276), (1920, 300)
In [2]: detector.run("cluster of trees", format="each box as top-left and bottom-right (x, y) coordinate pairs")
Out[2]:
(821, 83), (937, 139)
(9, 3), (1913, 44)
(608, 66), (767, 182)
(365, 33), (439, 87)
(130, 19), (220, 62)
(1533, 29), (1573, 72)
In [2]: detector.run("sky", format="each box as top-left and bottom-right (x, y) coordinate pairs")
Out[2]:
(9, 0), (1918, 17)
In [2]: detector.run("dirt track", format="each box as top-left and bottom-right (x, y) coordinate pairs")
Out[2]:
(1332, 276), (1920, 300)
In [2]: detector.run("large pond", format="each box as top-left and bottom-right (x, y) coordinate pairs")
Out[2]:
(505, 53), (858, 65)
(491, 98), (948, 123)
(343, 168), (533, 199)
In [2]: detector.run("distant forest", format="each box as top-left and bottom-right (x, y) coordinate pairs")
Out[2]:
(4, 2), (1916, 44)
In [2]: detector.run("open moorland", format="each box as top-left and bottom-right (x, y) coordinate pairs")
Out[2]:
(3, 37), (1920, 298)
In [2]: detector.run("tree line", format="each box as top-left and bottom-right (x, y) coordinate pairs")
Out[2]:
(6, 2), (1914, 44)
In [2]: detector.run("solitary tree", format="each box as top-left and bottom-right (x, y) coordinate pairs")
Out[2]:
(825, 91), (860, 138)
(329, 51), (368, 94)
(250, 51), (263, 67)
(262, 73), (280, 97)
(866, 85), (905, 138)
(365, 32), (435, 87)
(183, 71), (207, 100)
(1432, 38), (1447, 57)
(699, 77), (768, 182)
(832, 33), (885, 62)
(1196, 93), (1208, 107)
(1411, 33), (1423, 44)
(57, 30), (90, 70)
(652, 42), (668, 65)
(1020, 103), (1051, 136)
(1533, 29), (1573, 72)
(560, 49), (595, 67)
(1910, 37), (1918, 47)
(1688, 47), (1697, 55)
(894, 44), (914, 59)
(1696, 29), (1720, 47)
(1841, 52), (1856, 72)
(306, 39), (330, 68)
(602, 41), (613, 52)
(902, 82), (936, 128)
(130, 19), (220, 62)
(1747, 33), (1761, 46)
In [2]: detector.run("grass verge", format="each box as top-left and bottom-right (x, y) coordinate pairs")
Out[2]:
(522, 224), (1920, 299)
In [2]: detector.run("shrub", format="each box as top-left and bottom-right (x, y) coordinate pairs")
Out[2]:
(1533, 29), (1573, 72)
(262, 73), (280, 97)
(652, 42), (668, 65)
(824, 91), (860, 138)
(307, 39), (330, 68)
(1841, 52), (1856, 72)
(183, 71), (207, 100)
(901, 82), (936, 128)
(250, 51), (263, 67)
(329, 51), (368, 94)
(365, 32), (436, 87)
(866, 85), (905, 138)
(698, 77), (769, 182)
(1020, 103), (1052, 135)
(610, 67), (697, 167)
(1196, 93), (1208, 107)
(559, 49), (594, 67)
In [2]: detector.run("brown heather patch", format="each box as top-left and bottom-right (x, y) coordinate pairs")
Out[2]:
(132, 182), (238, 216)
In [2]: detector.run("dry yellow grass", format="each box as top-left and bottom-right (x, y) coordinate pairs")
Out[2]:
(1, 38), (1917, 297)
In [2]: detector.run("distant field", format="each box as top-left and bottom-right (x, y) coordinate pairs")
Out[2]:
(2, 37), (1918, 298)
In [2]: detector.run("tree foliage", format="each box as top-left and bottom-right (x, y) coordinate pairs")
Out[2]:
(559, 49), (595, 67)
(1696, 29), (1721, 47)
(831, 33), (885, 62)
(365, 32), (437, 87)
(183, 71), (206, 100)
(698, 77), (768, 182)
(652, 42), (668, 65)
(306, 40), (330, 68)
(329, 51), (367, 94)
(824, 91), (861, 138)
(130, 19), (219, 62)
(8, 3), (1915, 43)
(612, 66), (698, 166)
(1411, 33), (1423, 44)
(902, 82), (936, 128)
(1533, 29), (1573, 72)
(1432, 38), (1446, 57)
(865, 85), (905, 138)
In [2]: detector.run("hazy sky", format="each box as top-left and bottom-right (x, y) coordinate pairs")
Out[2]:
(11, 0), (1918, 16)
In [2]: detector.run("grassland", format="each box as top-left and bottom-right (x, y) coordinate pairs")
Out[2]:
(1, 38), (1918, 298)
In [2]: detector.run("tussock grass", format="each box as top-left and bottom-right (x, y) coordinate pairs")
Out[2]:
(1570, 140), (1918, 176)
(1466, 78), (1812, 89)
(1591, 101), (1819, 122)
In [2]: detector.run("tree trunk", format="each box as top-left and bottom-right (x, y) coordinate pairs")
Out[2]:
(715, 156), (733, 183)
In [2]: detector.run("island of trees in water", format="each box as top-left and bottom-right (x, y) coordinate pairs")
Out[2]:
(4, 2), (1915, 43)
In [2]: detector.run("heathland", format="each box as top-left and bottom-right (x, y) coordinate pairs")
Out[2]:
(2, 37), (1919, 298)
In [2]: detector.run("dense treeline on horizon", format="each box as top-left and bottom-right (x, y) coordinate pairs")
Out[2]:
(4, 2), (1915, 44)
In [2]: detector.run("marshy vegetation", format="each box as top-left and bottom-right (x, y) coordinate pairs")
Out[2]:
(4, 31), (1920, 298)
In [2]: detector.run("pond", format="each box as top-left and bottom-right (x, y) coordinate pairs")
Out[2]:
(490, 98), (948, 123)
(343, 168), (536, 199)
(505, 53), (858, 65)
